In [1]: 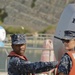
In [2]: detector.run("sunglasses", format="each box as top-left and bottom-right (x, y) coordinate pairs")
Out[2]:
(61, 39), (70, 43)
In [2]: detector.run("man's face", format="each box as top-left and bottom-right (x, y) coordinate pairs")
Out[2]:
(12, 44), (26, 55)
(62, 39), (75, 50)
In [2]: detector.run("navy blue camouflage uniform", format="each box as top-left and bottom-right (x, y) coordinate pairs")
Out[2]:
(8, 51), (58, 75)
(57, 53), (72, 75)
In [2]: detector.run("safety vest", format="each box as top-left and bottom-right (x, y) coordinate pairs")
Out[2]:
(56, 51), (75, 75)
(67, 51), (75, 75)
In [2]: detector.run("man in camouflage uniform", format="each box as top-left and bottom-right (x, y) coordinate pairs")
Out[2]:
(8, 34), (58, 75)
(57, 31), (75, 75)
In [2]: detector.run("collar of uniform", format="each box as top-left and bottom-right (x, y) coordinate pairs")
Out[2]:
(8, 51), (28, 60)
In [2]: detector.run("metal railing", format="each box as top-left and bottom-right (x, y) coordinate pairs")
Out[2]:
(5, 34), (54, 48)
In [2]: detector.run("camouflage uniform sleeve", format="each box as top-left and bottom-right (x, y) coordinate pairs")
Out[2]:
(57, 53), (72, 75)
(8, 57), (58, 73)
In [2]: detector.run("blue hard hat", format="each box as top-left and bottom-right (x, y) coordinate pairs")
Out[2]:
(11, 34), (26, 44)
